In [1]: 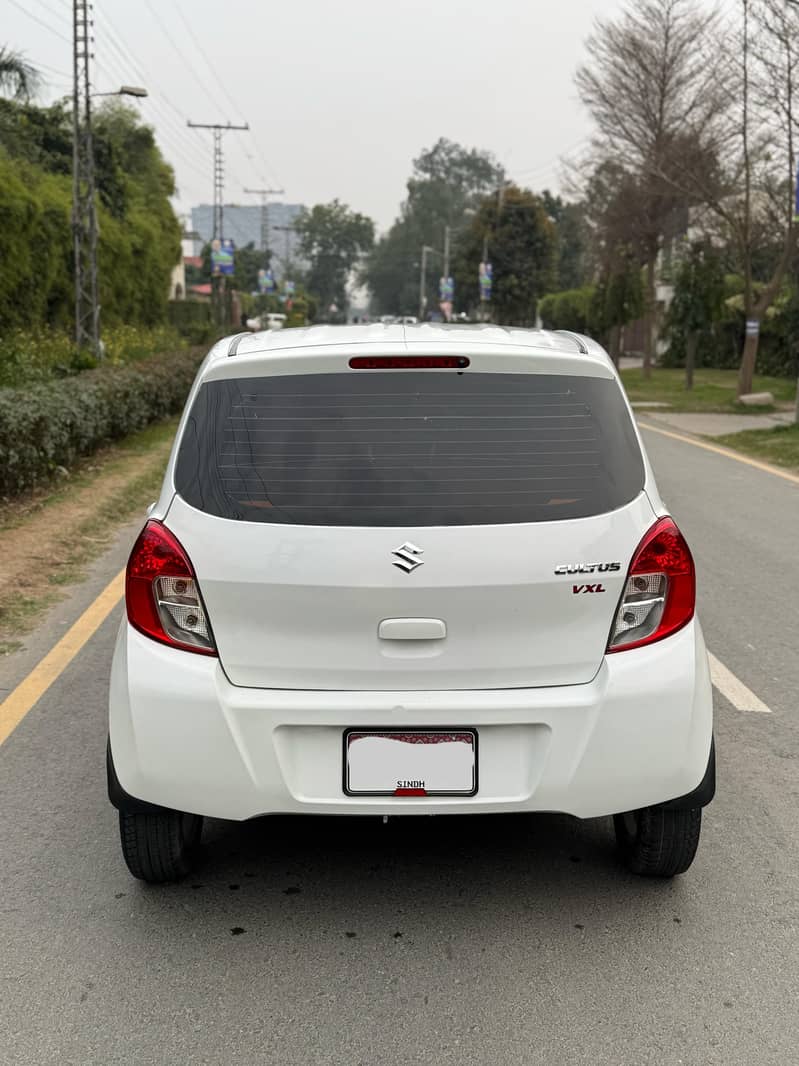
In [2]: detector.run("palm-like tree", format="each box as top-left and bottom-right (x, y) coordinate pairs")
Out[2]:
(0, 47), (41, 103)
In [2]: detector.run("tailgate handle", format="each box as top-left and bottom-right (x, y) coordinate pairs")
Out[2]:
(378, 618), (447, 641)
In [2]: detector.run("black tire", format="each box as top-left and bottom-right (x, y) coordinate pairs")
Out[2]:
(614, 805), (701, 878)
(119, 808), (203, 884)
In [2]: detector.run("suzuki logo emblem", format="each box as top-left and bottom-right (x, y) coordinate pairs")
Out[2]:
(392, 542), (424, 574)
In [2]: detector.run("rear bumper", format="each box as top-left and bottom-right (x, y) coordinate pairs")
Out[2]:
(109, 619), (713, 821)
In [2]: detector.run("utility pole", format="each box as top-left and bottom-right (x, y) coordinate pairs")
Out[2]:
(443, 225), (451, 280)
(72, 0), (99, 356)
(188, 121), (249, 324)
(419, 244), (442, 320)
(244, 186), (284, 256)
(274, 224), (296, 277)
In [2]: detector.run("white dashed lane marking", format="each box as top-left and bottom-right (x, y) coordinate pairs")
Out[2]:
(708, 652), (772, 713)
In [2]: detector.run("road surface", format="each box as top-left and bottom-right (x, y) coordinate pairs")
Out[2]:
(1, 424), (797, 1065)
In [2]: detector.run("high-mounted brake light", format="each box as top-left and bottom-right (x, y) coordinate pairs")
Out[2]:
(126, 520), (216, 656)
(349, 355), (469, 369)
(607, 516), (695, 653)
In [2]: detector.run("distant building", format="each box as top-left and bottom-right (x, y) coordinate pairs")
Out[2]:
(190, 202), (306, 280)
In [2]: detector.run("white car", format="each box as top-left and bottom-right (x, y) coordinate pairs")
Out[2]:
(108, 324), (714, 883)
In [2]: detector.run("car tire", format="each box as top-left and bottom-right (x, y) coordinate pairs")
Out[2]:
(119, 808), (203, 884)
(613, 805), (701, 878)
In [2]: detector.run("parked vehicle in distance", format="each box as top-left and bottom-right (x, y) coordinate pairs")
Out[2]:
(398, 315), (418, 325)
(108, 324), (714, 883)
(245, 312), (286, 331)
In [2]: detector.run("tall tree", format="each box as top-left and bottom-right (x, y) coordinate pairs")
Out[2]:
(726, 0), (799, 394)
(575, 0), (727, 377)
(540, 190), (588, 290)
(0, 47), (40, 102)
(664, 241), (726, 388)
(641, 0), (799, 394)
(366, 139), (504, 314)
(455, 185), (557, 325)
(294, 200), (374, 316)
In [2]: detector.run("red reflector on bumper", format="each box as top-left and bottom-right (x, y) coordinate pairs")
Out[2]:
(349, 356), (469, 369)
(394, 787), (428, 797)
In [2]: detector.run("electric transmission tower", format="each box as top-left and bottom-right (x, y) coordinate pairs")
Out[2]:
(188, 121), (249, 323)
(243, 186), (284, 257)
(72, 0), (99, 355)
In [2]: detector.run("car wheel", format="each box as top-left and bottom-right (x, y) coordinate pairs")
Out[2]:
(613, 805), (701, 878)
(119, 808), (203, 884)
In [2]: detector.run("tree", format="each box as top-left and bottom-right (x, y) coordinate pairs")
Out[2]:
(635, 0), (799, 395)
(0, 47), (40, 102)
(540, 191), (589, 290)
(602, 252), (646, 365)
(366, 138), (504, 315)
(664, 241), (726, 387)
(232, 242), (270, 294)
(0, 97), (180, 330)
(726, 0), (799, 395)
(455, 185), (556, 325)
(576, 0), (727, 377)
(294, 200), (374, 315)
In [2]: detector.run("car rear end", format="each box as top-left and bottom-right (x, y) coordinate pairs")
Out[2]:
(108, 326), (713, 879)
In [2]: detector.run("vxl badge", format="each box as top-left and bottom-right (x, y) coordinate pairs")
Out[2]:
(392, 542), (424, 574)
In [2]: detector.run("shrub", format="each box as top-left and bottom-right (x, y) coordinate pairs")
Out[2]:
(0, 345), (205, 498)
(0, 324), (186, 388)
(539, 287), (594, 333)
(167, 300), (215, 345)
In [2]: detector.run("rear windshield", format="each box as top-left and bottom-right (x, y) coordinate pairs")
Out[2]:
(174, 371), (644, 526)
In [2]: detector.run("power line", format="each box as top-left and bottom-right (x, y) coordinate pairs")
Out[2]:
(171, 1), (284, 190)
(35, 59), (73, 79)
(173, 2), (240, 118)
(7, 0), (71, 44)
(141, 0), (221, 116)
(28, 0), (72, 29)
(92, 10), (215, 176)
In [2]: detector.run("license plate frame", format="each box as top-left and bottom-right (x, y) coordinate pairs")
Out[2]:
(343, 728), (478, 797)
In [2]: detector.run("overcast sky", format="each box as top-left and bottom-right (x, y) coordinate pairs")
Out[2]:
(5, 0), (631, 233)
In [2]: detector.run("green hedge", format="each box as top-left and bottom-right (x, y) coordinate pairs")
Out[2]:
(0, 346), (205, 498)
(167, 300), (216, 345)
(539, 286), (594, 334)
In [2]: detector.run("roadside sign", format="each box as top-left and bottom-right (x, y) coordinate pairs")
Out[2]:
(211, 238), (235, 276)
(479, 261), (493, 302)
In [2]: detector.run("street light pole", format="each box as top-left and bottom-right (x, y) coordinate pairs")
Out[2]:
(419, 244), (443, 320)
(274, 224), (296, 276)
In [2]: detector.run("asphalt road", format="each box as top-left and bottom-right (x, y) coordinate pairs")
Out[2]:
(1, 426), (798, 1066)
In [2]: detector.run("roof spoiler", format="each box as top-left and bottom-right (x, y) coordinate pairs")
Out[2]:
(227, 332), (250, 357)
(553, 330), (588, 354)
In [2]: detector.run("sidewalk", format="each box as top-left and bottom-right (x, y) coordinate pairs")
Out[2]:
(634, 408), (796, 437)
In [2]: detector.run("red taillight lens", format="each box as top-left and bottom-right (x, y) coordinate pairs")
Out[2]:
(607, 516), (695, 653)
(126, 520), (217, 656)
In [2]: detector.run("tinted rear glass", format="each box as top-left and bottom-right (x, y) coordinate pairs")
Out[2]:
(174, 372), (644, 526)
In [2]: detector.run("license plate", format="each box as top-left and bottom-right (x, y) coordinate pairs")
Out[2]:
(344, 729), (477, 796)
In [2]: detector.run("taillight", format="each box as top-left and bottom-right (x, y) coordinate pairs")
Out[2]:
(607, 516), (695, 653)
(126, 521), (216, 656)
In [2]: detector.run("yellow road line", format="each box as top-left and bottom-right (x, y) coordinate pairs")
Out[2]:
(0, 569), (125, 748)
(638, 421), (799, 486)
